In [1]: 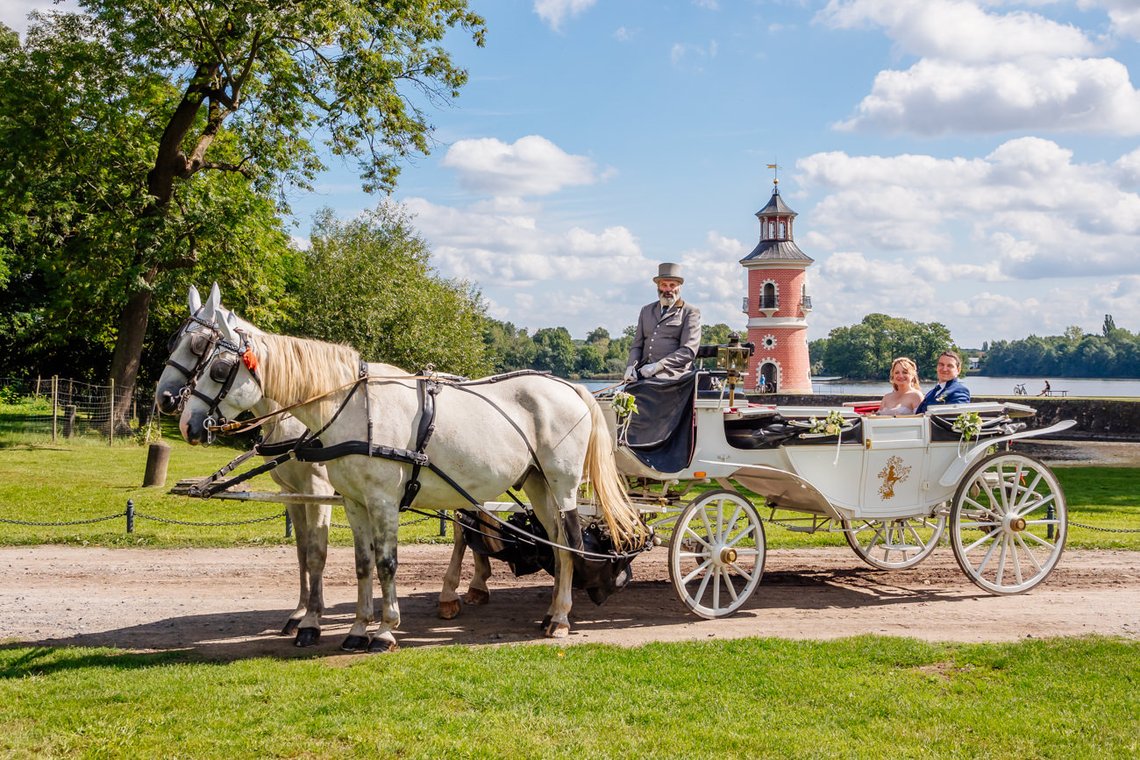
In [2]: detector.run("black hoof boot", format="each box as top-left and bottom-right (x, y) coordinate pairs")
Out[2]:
(340, 634), (370, 652)
(294, 627), (321, 647)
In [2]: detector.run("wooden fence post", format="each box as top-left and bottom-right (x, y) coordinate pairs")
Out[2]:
(51, 375), (58, 442)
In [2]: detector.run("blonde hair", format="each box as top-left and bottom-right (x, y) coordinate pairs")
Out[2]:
(890, 357), (921, 392)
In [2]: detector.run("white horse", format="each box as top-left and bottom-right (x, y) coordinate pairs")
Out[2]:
(160, 289), (509, 634)
(179, 307), (647, 650)
(156, 285), (336, 646)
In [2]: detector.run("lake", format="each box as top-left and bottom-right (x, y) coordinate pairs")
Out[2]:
(579, 377), (1140, 398)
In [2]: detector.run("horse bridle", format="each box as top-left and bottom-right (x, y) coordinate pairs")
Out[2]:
(164, 314), (224, 410)
(186, 331), (263, 441)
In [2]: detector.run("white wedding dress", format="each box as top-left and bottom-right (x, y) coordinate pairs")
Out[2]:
(877, 403), (917, 416)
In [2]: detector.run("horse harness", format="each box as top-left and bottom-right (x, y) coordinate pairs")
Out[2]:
(185, 341), (646, 562)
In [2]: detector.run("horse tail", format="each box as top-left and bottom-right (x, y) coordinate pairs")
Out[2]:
(570, 384), (648, 552)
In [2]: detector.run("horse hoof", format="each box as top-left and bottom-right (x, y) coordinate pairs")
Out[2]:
(340, 635), (370, 652)
(438, 600), (461, 620)
(463, 588), (490, 606)
(280, 618), (301, 636)
(544, 622), (570, 639)
(294, 627), (321, 648)
(540, 614), (552, 631)
(368, 635), (400, 653)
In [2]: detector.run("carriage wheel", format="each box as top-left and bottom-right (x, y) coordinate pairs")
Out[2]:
(842, 514), (946, 570)
(949, 451), (1066, 595)
(668, 489), (765, 619)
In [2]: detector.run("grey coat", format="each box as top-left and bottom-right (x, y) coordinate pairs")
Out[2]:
(626, 299), (702, 379)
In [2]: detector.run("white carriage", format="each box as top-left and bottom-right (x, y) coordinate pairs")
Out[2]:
(596, 358), (1073, 619)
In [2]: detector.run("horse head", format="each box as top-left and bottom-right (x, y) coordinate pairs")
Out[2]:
(179, 308), (267, 445)
(156, 283), (224, 415)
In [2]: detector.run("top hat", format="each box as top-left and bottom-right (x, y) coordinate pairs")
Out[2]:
(652, 262), (684, 284)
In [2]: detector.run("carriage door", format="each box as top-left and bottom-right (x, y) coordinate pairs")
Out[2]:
(859, 416), (928, 518)
(759, 363), (777, 393)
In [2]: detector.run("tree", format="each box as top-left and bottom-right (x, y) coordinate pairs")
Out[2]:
(531, 327), (575, 377)
(3, 2), (485, 424)
(815, 314), (955, 380)
(292, 204), (489, 377)
(483, 319), (537, 373)
(0, 14), (297, 389)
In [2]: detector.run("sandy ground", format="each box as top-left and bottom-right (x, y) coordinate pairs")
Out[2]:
(2, 439), (1136, 659)
(2, 544), (1137, 659)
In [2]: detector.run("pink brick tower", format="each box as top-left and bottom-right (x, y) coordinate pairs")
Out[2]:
(740, 178), (814, 394)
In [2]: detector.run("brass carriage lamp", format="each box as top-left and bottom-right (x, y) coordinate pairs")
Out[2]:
(716, 334), (753, 407)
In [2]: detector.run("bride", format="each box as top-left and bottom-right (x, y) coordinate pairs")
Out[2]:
(878, 357), (924, 415)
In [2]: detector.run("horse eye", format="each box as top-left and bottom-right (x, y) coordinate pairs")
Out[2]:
(209, 357), (235, 383)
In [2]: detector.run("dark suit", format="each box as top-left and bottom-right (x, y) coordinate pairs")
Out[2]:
(915, 377), (971, 413)
(626, 299), (701, 379)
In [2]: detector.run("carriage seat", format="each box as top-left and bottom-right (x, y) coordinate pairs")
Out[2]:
(621, 371), (698, 473)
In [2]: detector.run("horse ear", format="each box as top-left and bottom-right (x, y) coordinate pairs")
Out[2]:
(202, 282), (221, 322)
(218, 309), (240, 343)
(188, 285), (202, 314)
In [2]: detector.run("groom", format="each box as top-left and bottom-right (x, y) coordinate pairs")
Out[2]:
(916, 350), (971, 413)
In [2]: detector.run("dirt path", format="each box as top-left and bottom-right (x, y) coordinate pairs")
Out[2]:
(2, 544), (1136, 659)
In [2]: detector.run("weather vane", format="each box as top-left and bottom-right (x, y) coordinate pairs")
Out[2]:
(766, 161), (780, 186)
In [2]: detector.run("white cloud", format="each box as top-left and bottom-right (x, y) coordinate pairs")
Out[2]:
(796, 139), (1140, 282)
(817, 0), (1096, 62)
(1087, 0), (1140, 40)
(835, 57), (1140, 135)
(819, 0), (1140, 136)
(441, 135), (604, 197)
(533, 0), (597, 31)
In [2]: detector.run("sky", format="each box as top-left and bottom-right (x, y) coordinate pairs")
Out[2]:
(6, 1), (1140, 350)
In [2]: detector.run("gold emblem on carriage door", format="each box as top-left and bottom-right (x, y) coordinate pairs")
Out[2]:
(877, 455), (911, 500)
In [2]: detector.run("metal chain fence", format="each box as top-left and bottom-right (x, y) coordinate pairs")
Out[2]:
(0, 500), (452, 538)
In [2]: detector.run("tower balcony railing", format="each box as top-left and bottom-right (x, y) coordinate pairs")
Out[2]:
(801, 295), (813, 312)
(759, 296), (779, 310)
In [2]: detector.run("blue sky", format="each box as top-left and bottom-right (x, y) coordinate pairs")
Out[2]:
(8, 1), (1140, 349)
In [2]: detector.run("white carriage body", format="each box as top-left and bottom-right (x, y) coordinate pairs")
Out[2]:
(609, 395), (1045, 522)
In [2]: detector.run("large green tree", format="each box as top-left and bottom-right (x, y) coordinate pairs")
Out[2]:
(1, 1), (484, 419)
(0, 15), (296, 386)
(293, 204), (489, 377)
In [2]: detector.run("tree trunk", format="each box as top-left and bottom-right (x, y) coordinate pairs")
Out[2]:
(108, 285), (155, 435)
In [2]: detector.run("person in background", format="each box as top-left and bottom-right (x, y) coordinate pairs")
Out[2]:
(877, 357), (923, 415)
(915, 350), (971, 413)
(623, 262), (702, 382)
(1039, 379), (1051, 396)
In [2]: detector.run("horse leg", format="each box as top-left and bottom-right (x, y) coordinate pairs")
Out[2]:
(368, 504), (401, 653)
(282, 501), (310, 636)
(292, 501), (331, 647)
(340, 498), (375, 652)
(523, 477), (575, 638)
(439, 518), (465, 620)
(465, 552), (492, 606)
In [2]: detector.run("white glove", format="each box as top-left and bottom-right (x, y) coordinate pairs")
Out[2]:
(622, 365), (638, 383)
(639, 361), (662, 378)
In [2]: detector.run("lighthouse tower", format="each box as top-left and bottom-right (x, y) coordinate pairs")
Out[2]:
(740, 178), (814, 394)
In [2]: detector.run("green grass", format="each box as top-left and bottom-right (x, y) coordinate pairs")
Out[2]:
(0, 636), (1136, 758)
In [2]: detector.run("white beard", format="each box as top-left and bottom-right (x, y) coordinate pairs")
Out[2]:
(658, 293), (678, 309)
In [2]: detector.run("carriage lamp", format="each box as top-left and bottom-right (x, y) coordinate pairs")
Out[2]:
(716, 338), (753, 407)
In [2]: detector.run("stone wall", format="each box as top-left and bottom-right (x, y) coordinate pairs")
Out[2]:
(749, 394), (1140, 441)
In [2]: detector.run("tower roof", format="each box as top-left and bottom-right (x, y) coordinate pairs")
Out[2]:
(741, 239), (814, 263)
(755, 186), (797, 219)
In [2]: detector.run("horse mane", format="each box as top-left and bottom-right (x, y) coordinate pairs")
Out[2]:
(256, 333), (360, 407)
